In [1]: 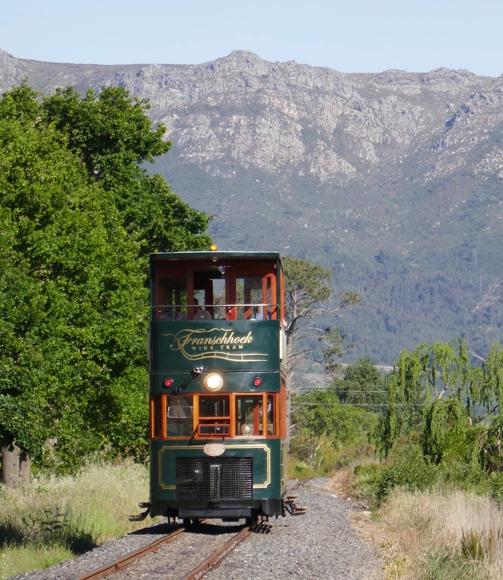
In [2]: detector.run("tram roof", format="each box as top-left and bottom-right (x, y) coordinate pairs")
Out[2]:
(150, 251), (282, 262)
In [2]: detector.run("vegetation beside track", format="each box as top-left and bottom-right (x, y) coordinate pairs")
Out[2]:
(289, 347), (503, 579)
(0, 460), (153, 579)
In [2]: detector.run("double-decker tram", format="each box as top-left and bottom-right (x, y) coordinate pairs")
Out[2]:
(146, 250), (289, 524)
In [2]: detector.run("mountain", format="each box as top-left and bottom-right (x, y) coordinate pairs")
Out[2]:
(2, 48), (503, 364)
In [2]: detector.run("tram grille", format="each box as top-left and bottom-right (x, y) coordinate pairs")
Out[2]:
(176, 457), (253, 499)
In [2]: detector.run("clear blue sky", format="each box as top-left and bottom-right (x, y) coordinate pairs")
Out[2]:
(2, 0), (502, 77)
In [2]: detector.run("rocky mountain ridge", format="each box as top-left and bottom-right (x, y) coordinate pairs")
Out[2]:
(2, 48), (503, 363)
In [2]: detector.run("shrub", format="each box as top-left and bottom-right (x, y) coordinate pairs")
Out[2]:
(352, 463), (384, 500)
(438, 462), (491, 495)
(489, 472), (503, 503)
(376, 451), (438, 505)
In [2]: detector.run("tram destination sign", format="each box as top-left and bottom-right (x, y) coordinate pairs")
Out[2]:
(152, 320), (280, 371)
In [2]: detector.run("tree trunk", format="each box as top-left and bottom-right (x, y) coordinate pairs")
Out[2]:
(2, 442), (20, 488)
(19, 452), (31, 484)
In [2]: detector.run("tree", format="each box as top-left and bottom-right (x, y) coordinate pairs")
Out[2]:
(291, 389), (377, 471)
(371, 339), (503, 468)
(282, 256), (360, 385)
(373, 339), (476, 458)
(0, 83), (212, 477)
(282, 256), (360, 447)
(41, 86), (212, 256)
(331, 357), (388, 413)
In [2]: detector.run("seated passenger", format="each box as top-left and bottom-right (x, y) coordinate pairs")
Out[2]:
(175, 309), (186, 320)
(194, 298), (212, 320)
(159, 307), (173, 320)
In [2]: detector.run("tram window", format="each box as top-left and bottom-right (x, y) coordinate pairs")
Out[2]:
(156, 277), (187, 320)
(167, 395), (193, 437)
(267, 395), (276, 435)
(212, 279), (226, 320)
(235, 277), (268, 320)
(236, 395), (263, 436)
(198, 395), (230, 437)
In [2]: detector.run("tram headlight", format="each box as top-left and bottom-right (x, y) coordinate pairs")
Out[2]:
(204, 373), (223, 392)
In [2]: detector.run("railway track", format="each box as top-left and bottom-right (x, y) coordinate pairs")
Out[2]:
(76, 520), (267, 580)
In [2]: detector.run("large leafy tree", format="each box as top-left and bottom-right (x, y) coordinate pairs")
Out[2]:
(290, 389), (377, 470)
(0, 83), (211, 474)
(41, 86), (212, 256)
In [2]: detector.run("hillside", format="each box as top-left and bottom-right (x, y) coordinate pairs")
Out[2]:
(2, 48), (503, 363)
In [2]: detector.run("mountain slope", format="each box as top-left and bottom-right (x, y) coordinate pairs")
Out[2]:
(2, 48), (503, 363)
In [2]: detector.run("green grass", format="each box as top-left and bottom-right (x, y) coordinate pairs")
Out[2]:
(0, 460), (153, 579)
(0, 545), (74, 579)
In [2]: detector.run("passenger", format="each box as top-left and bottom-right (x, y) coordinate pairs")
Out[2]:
(252, 304), (266, 320)
(194, 298), (212, 320)
(159, 307), (173, 320)
(175, 309), (187, 321)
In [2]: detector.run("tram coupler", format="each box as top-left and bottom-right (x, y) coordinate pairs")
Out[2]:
(283, 495), (307, 516)
(128, 502), (151, 522)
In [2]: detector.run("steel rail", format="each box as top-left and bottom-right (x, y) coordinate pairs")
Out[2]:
(76, 526), (185, 580)
(180, 525), (252, 580)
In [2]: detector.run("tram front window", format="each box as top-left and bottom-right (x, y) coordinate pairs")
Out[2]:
(167, 395), (193, 437)
(236, 396), (263, 436)
(198, 395), (231, 436)
(235, 394), (276, 436)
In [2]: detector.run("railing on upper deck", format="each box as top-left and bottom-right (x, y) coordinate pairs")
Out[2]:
(154, 303), (279, 321)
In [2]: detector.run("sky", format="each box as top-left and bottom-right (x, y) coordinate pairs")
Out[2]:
(2, 0), (503, 77)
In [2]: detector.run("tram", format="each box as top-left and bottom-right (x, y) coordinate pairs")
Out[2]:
(141, 250), (290, 523)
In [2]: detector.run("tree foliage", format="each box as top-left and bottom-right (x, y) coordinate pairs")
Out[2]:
(0, 83), (211, 470)
(291, 389), (377, 471)
(374, 339), (503, 472)
(331, 357), (388, 413)
(40, 85), (212, 256)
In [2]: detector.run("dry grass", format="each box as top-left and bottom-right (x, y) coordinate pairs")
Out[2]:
(374, 490), (503, 579)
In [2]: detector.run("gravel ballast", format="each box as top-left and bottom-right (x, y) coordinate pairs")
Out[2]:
(13, 479), (382, 580)
(204, 479), (381, 580)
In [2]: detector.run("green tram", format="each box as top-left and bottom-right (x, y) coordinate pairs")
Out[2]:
(146, 251), (288, 524)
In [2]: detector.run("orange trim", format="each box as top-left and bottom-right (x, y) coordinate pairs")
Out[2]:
(230, 394), (236, 435)
(161, 395), (167, 439)
(198, 415), (230, 420)
(193, 394), (199, 428)
(270, 274), (277, 320)
(231, 273), (237, 320)
(263, 394), (268, 436)
(157, 393), (282, 440)
(253, 397), (260, 435)
(280, 268), (285, 326)
(261, 277), (268, 320)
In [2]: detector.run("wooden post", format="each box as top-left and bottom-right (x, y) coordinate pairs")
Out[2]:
(1, 442), (20, 488)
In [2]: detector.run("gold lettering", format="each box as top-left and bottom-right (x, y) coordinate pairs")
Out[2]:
(162, 327), (266, 362)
